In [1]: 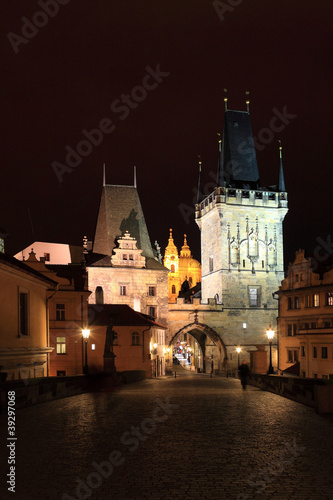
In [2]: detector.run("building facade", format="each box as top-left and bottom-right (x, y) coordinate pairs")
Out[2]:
(278, 249), (333, 378)
(0, 241), (56, 381)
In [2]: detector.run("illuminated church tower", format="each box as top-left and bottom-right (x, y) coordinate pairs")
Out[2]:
(195, 102), (288, 348)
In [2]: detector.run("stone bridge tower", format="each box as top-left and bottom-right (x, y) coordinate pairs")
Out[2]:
(194, 106), (288, 369)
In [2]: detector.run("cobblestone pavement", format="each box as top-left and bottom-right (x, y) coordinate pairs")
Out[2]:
(1, 373), (333, 500)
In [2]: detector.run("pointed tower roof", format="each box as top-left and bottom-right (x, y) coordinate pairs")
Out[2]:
(278, 141), (286, 191)
(164, 229), (178, 257)
(180, 234), (191, 258)
(93, 185), (155, 258)
(217, 109), (260, 189)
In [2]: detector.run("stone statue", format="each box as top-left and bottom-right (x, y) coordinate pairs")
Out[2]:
(104, 324), (115, 354)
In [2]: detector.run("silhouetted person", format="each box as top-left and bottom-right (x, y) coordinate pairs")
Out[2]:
(238, 360), (250, 389)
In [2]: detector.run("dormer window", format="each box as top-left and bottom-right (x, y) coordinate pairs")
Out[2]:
(122, 254), (127, 260)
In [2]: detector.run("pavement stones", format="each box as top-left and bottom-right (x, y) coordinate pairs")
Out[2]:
(1, 374), (333, 500)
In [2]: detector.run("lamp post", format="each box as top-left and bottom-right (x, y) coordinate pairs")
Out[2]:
(236, 347), (241, 368)
(82, 329), (90, 374)
(266, 325), (275, 374)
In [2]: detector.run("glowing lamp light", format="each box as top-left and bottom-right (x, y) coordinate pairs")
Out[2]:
(166, 347), (170, 353)
(266, 326), (275, 341)
(82, 329), (90, 339)
(236, 347), (241, 354)
(153, 343), (158, 349)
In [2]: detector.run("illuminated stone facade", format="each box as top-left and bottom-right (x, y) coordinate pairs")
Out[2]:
(168, 108), (288, 373)
(278, 250), (333, 378)
(163, 229), (201, 303)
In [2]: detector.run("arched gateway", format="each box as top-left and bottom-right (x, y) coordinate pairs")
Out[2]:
(169, 322), (227, 373)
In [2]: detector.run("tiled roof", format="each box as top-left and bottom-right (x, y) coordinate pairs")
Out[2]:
(0, 252), (57, 286)
(88, 304), (167, 329)
(93, 185), (155, 258)
(218, 110), (260, 190)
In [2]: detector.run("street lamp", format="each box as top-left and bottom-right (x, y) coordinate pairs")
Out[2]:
(266, 325), (275, 374)
(82, 329), (90, 374)
(236, 347), (241, 368)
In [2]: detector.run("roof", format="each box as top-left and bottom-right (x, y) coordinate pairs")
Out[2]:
(282, 362), (300, 376)
(93, 185), (155, 258)
(88, 304), (167, 329)
(0, 252), (57, 287)
(218, 110), (260, 190)
(46, 264), (88, 291)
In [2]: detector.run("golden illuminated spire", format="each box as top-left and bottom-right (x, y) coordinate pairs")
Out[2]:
(164, 228), (178, 257)
(245, 91), (250, 113)
(180, 234), (191, 258)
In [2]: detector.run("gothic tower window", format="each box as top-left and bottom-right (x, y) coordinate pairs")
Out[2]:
(172, 285), (176, 294)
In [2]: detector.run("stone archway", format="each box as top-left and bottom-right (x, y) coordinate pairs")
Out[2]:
(169, 322), (227, 373)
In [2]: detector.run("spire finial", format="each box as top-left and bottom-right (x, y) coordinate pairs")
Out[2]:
(197, 156), (203, 204)
(245, 90), (250, 113)
(184, 234), (188, 246)
(278, 140), (286, 191)
(198, 154), (202, 172)
(217, 132), (222, 152)
(134, 166), (137, 188)
(224, 88), (228, 111)
(103, 163), (106, 187)
(169, 228), (173, 239)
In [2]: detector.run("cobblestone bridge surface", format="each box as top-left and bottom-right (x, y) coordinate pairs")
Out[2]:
(1, 371), (333, 500)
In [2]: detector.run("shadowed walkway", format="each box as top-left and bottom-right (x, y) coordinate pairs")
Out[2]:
(0, 375), (332, 500)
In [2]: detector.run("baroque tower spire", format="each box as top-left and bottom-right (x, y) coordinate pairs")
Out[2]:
(278, 141), (286, 191)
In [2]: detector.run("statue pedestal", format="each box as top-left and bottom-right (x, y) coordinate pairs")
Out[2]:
(104, 352), (117, 378)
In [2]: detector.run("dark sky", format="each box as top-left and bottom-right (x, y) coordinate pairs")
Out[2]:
(1, 1), (332, 268)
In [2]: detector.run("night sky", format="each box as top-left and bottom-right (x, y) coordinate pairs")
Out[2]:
(2, 1), (332, 268)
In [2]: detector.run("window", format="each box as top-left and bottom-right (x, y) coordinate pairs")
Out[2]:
(249, 287), (260, 307)
(262, 260), (265, 269)
(301, 346), (305, 357)
(288, 297), (293, 310)
(91, 344), (96, 350)
(171, 264), (175, 273)
(129, 254), (133, 260)
(314, 373), (318, 379)
(243, 259), (245, 268)
(313, 347), (317, 358)
(209, 257), (214, 273)
(132, 332), (140, 345)
(120, 285), (126, 296)
(122, 254), (127, 260)
(149, 306), (156, 318)
(19, 291), (28, 335)
(322, 374), (328, 380)
(56, 337), (66, 354)
(95, 286), (104, 305)
(305, 295), (311, 308)
(313, 293), (320, 307)
(148, 286), (156, 297)
(189, 277), (193, 286)
(56, 304), (65, 321)
(171, 285), (176, 294)
(287, 324), (293, 336)
(57, 370), (66, 376)
(287, 350), (298, 363)
(295, 274), (299, 282)
(326, 292), (333, 306)
(44, 252), (50, 261)
(294, 297), (300, 309)
(322, 347), (328, 359)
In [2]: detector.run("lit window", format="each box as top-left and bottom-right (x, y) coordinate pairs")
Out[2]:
(44, 252), (50, 261)
(120, 285), (126, 296)
(19, 291), (29, 335)
(56, 304), (65, 321)
(91, 344), (96, 350)
(243, 323), (247, 329)
(322, 347), (328, 359)
(56, 337), (66, 354)
(326, 292), (333, 306)
(249, 287), (260, 307)
(305, 295), (311, 308)
(313, 294), (320, 307)
(294, 297), (300, 309)
(148, 286), (156, 297)
(132, 332), (140, 345)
